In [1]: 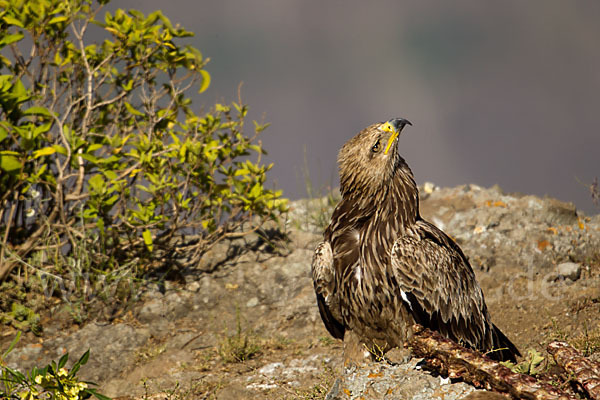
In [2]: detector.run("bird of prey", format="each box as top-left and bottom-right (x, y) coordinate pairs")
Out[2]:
(311, 118), (520, 362)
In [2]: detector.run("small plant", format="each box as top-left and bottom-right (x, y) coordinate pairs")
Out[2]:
(318, 336), (335, 346)
(549, 318), (569, 342)
(501, 349), (546, 376)
(2, 303), (41, 335)
(264, 334), (293, 351)
(287, 362), (337, 400)
(217, 310), (261, 363)
(590, 177), (599, 208)
(136, 340), (167, 363)
(570, 323), (600, 356)
(298, 150), (339, 232)
(0, 332), (109, 399)
(164, 379), (223, 400)
(310, 190), (339, 231)
(140, 378), (222, 400)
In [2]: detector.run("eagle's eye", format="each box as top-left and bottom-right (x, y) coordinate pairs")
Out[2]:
(371, 139), (381, 153)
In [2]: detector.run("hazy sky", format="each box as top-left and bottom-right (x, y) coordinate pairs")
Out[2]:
(108, 1), (600, 214)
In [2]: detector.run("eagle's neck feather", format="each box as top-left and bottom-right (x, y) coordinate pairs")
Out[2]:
(334, 164), (414, 286)
(325, 157), (420, 279)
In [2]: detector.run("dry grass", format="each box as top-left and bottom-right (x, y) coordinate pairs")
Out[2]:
(282, 363), (338, 400)
(569, 322), (600, 356)
(217, 310), (261, 363)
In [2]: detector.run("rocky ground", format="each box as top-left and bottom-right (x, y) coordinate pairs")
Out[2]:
(2, 184), (600, 399)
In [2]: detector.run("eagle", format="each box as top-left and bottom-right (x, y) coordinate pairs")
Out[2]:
(311, 118), (520, 362)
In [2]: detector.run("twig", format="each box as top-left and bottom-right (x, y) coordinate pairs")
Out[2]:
(0, 192), (18, 273)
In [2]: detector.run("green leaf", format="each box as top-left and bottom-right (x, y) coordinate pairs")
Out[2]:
(53, 50), (62, 65)
(105, 194), (119, 206)
(0, 54), (12, 67)
(142, 229), (153, 252)
(5, 366), (27, 381)
(124, 101), (144, 116)
(3, 15), (24, 28)
(2, 331), (21, 359)
(103, 170), (118, 180)
(33, 163), (48, 178)
(0, 125), (7, 142)
(33, 122), (53, 137)
(198, 69), (210, 93)
(48, 15), (69, 25)
(87, 388), (112, 400)
(11, 78), (28, 102)
(87, 143), (103, 152)
(234, 168), (249, 176)
(249, 182), (262, 198)
(23, 106), (53, 117)
(253, 121), (271, 133)
(88, 174), (105, 193)
(58, 352), (69, 369)
(0, 154), (22, 172)
(121, 79), (134, 91)
(0, 32), (25, 47)
(52, 144), (68, 155)
(32, 146), (56, 159)
(80, 153), (98, 163)
(69, 349), (90, 377)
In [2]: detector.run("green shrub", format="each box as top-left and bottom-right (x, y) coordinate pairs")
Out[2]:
(1, 332), (110, 399)
(0, 0), (287, 281)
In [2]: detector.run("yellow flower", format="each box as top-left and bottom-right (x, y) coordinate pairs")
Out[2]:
(18, 389), (37, 400)
(58, 367), (69, 377)
(66, 386), (78, 396)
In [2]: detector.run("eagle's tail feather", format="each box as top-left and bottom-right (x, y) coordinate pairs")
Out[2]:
(488, 323), (521, 362)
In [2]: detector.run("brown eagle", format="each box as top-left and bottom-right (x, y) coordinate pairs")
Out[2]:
(311, 118), (520, 362)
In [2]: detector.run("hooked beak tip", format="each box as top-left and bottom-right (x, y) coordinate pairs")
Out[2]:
(389, 118), (412, 130)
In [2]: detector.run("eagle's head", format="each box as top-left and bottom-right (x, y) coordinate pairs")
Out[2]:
(338, 118), (412, 197)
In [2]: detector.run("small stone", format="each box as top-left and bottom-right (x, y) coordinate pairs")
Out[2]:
(423, 182), (436, 194)
(186, 281), (201, 292)
(557, 262), (581, 281)
(138, 299), (166, 323)
(258, 362), (284, 376)
(473, 225), (487, 234)
(385, 347), (412, 364)
(246, 297), (259, 308)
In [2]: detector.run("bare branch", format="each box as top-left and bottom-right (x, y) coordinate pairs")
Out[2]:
(548, 341), (600, 400)
(409, 325), (577, 400)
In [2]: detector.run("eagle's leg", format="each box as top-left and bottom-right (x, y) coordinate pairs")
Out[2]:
(343, 330), (376, 369)
(344, 330), (412, 368)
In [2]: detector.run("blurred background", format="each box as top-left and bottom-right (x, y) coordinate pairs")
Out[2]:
(109, 1), (600, 214)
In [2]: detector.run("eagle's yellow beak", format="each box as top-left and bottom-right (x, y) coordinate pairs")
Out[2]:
(381, 122), (399, 155)
(380, 118), (412, 155)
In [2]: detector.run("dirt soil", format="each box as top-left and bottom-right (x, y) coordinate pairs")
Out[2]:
(3, 184), (600, 399)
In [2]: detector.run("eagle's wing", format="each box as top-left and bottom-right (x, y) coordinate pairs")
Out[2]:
(311, 241), (345, 339)
(390, 219), (492, 350)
